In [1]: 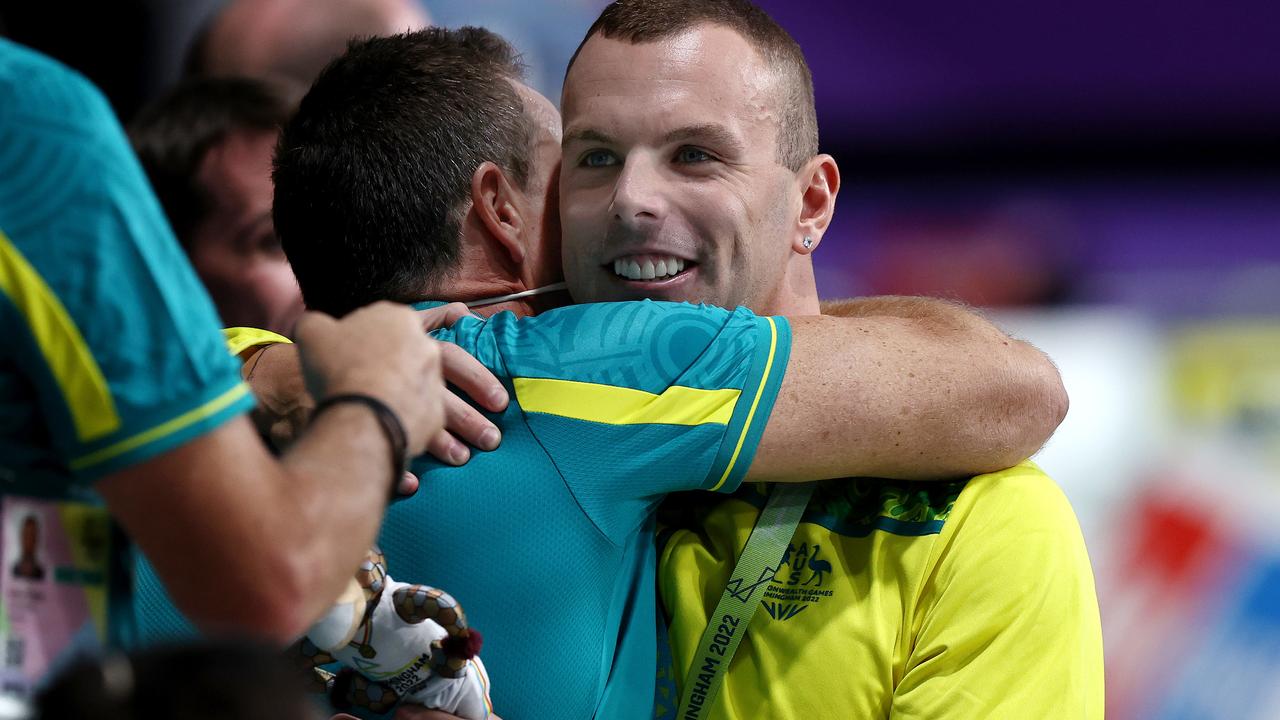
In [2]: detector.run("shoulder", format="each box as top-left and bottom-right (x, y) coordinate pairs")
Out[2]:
(927, 461), (1094, 592)
(489, 300), (760, 334)
(0, 40), (116, 143)
(482, 300), (753, 346)
(946, 461), (1080, 534)
(0, 40), (85, 97)
(445, 301), (769, 391)
(0, 41), (158, 253)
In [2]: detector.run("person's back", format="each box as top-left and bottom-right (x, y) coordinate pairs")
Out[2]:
(136, 298), (793, 718)
(381, 301), (789, 718)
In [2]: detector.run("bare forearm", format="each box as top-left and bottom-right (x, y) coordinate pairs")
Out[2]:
(101, 413), (393, 642)
(750, 298), (1066, 481)
(823, 296), (1068, 452)
(273, 404), (397, 623)
(103, 304), (444, 642)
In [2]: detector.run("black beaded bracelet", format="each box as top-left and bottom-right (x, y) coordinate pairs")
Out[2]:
(312, 393), (408, 502)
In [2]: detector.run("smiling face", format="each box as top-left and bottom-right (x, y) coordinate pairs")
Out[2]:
(559, 24), (805, 310)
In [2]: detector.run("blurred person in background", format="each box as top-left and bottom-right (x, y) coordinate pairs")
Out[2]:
(186, 0), (430, 87)
(0, 37), (454, 702)
(130, 76), (304, 334)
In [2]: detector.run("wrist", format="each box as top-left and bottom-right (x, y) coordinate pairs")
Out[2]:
(312, 393), (408, 502)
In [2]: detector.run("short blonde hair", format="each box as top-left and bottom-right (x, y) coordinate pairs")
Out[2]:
(567, 0), (819, 171)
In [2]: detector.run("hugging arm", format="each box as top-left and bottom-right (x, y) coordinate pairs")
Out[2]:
(750, 296), (1066, 482)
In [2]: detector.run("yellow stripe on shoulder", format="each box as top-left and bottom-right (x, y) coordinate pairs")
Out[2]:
(70, 383), (250, 471)
(0, 229), (119, 441)
(709, 316), (779, 492)
(514, 377), (739, 427)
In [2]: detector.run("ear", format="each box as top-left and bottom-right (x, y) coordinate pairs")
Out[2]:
(470, 161), (528, 266)
(792, 154), (841, 255)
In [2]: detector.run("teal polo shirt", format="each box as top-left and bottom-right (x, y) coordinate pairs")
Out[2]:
(136, 300), (790, 719)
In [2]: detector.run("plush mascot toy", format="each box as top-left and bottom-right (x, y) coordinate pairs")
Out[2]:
(292, 548), (491, 718)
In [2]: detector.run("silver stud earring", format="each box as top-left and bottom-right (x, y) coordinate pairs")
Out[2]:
(802, 236), (813, 249)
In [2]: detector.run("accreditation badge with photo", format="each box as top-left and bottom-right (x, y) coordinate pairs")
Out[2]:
(0, 494), (116, 699)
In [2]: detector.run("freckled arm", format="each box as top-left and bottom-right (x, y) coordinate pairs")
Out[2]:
(748, 296), (1067, 482)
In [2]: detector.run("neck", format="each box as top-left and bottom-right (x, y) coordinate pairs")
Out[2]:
(756, 256), (822, 317)
(469, 285), (571, 319)
(445, 217), (569, 318)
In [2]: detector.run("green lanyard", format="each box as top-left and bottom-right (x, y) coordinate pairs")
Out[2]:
(675, 483), (813, 719)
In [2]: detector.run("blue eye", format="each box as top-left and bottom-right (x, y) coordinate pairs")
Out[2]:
(676, 147), (712, 163)
(582, 150), (618, 168)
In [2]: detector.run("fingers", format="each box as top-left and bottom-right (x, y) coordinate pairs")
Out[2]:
(426, 388), (507, 464)
(425, 427), (469, 467)
(395, 471), (419, 498)
(448, 392), (501, 448)
(443, 383), (502, 452)
(403, 341), (445, 458)
(418, 302), (473, 331)
(439, 342), (508, 413)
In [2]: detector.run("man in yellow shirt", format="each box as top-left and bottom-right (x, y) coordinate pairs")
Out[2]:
(559, 1), (1104, 717)
(657, 465), (1101, 718)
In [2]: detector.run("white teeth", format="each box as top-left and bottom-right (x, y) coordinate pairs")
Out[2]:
(612, 255), (688, 281)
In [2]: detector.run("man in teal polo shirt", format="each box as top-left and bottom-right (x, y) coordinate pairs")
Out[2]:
(0, 38), (450, 700)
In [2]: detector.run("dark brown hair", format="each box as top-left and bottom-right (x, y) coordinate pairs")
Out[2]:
(129, 77), (298, 248)
(567, 0), (819, 171)
(272, 27), (533, 316)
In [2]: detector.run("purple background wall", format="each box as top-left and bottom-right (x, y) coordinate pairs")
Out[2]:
(749, 0), (1280, 314)
(756, 0), (1280, 146)
(5, 0), (1277, 314)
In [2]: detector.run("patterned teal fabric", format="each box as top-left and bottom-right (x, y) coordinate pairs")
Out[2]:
(393, 301), (790, 720)
(136, 301), (791, 720)
(0, 39), (251, 488)
(0, 39), (251, 667)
